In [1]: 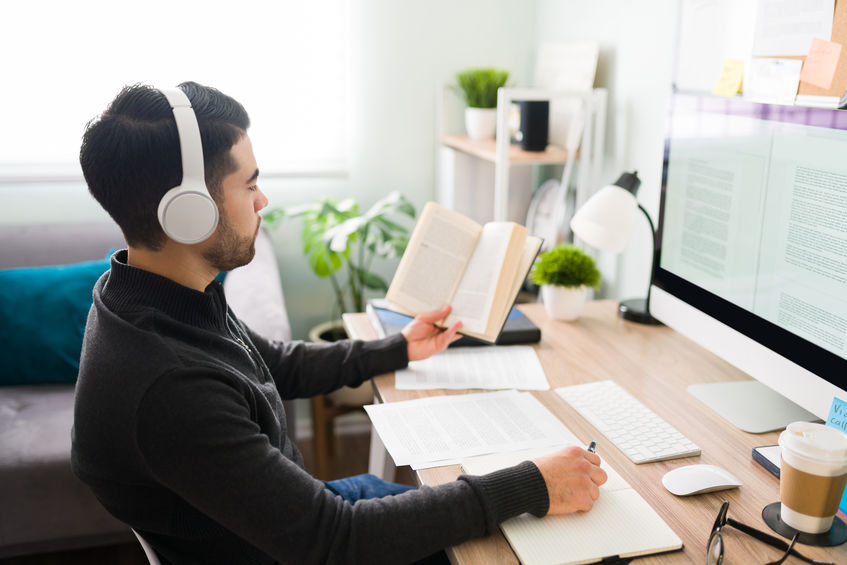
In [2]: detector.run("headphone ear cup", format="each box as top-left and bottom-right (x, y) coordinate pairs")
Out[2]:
(157, 87), (218, 245)
(158, 187), (219, 244)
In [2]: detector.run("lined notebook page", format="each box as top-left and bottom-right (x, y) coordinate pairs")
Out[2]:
(462, 448), (683, 565)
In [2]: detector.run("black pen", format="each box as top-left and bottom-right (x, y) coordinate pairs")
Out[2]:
(588, 440), (597, 453)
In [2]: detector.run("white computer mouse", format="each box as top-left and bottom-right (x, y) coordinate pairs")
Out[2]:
(661, 464), (742, 496)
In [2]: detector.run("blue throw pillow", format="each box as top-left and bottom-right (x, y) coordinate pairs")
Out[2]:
(0, 257), (110, 386)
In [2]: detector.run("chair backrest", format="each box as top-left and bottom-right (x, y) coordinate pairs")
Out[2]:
(131, 528), (162, 565)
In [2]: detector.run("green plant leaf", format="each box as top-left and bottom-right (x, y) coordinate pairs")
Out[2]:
(308, 244), (342, 278)
(372, 215), (407, 235)
(531, 244), (601, 289)
(335, 198), (358, 215)
(455, 68), (510, 109)
(365, 191), (416, 220)
(326, 216), (366, 253)
(357, 268), (389, 291)
(264, 192), (417, 312)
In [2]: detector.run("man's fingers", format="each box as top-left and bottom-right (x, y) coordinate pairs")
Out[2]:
(589, 464), (608, 486)
(416, 305), (452, 323)
(588, 482), (600, 501)
(584, 451), (602, 466)
(438, 321), (463, 347)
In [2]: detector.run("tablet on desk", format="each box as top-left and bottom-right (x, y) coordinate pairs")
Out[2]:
(366, 299), (541, 346)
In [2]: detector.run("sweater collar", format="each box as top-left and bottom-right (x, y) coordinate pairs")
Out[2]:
(100, 250), (228, 330)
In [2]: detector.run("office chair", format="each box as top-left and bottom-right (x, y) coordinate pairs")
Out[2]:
(131, 529), (162, 565)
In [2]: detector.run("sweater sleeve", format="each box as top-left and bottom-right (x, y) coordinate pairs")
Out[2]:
(135, 368), (549, 565)
(243, 323), (409, 400)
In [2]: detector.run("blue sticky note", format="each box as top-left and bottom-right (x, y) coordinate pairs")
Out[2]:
(825, 397), (847, 516)
(828, 397), (847, 433)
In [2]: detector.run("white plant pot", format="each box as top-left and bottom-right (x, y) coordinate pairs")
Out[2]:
(541, 284), (587, 321)
(464, 107), (497, 140)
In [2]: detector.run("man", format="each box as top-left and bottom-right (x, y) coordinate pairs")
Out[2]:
(71, 82), (607, 565)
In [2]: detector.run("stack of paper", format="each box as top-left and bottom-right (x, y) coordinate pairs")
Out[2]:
(364, 390), (575, 469)
(395, 346), (548, 391)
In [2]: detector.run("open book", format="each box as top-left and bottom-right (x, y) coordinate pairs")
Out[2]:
(386, 202), (542, 343)
(462, 447), (683, 565)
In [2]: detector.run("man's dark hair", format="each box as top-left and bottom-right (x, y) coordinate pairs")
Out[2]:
(80, 81), (250, 250)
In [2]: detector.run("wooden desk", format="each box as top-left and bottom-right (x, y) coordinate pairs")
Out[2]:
(344, 300), (846, 564)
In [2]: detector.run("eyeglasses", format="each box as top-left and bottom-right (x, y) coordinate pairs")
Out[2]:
(707, 501), (834, 565)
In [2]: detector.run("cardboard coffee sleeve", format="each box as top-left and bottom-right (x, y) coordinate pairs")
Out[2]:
(779, 422), (847, 534)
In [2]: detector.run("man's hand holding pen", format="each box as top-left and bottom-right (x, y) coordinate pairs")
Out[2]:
(532, 444), (607, 515)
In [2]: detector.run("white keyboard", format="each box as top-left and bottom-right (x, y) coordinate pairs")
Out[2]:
(557, 380), (701, 464)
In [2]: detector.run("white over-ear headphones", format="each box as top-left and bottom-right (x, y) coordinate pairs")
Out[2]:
(156, 87), (219, 244)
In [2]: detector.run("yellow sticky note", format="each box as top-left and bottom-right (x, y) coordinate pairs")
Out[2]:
(800, 37), (842, 90)
(713, 59), (745, 97)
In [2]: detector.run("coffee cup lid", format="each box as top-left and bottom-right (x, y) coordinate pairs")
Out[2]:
(779, 422), (847, 464)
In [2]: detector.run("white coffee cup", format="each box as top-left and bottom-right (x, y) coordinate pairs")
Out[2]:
(778, 421), (847, 533)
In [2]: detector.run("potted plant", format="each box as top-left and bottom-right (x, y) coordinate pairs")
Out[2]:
(532, 244), (601, 321)
(263, 191), (416, 341)
(454, 67), (510, 140)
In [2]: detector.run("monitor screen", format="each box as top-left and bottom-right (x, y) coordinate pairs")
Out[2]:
(651, 92), (847, 419)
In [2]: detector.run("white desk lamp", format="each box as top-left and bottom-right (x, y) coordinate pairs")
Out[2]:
(569, 171), (661, 325)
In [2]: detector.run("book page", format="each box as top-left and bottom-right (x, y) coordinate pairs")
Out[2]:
(394, 346), (549, 391)
(491, 234), (543, 335)
(480, 225), (531, 338)
(363, 390), (572, 467)
(386, 202), (481, 315)
(446, 222), (525, 335)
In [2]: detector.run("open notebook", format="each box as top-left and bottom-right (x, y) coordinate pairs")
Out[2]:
(462, 446), (683, 565)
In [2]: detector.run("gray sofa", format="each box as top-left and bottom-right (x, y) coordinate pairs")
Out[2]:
(0, 222), (292, 559)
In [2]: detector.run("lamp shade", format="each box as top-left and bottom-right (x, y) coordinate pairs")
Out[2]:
(570, 183), (638, 253)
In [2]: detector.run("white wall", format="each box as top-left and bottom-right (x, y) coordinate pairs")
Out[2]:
(0, 0), (539, 339)
(269, 0), (539, 338)
(534, 0), (679, 301)
(0, 1), (685, 333)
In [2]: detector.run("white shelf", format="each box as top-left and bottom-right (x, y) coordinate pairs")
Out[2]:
(441, 135), (574, 165)
(437, 86), (607, 225)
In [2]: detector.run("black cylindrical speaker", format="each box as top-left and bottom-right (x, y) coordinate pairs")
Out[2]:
(518, 100), (549, 151)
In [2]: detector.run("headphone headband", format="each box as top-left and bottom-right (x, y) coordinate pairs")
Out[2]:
(159, 88), (206, 186)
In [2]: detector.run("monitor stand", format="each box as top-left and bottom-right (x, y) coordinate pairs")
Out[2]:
(688, 381), (820, 433)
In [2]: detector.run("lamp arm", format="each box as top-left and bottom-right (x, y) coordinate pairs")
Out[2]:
(637, 203), (658, 307)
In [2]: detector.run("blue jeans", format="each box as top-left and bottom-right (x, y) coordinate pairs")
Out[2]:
(324, 472), (415, 503)
(324, 474), (450, 564)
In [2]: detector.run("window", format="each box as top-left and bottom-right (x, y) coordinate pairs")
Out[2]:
(0, 1), (348, 180)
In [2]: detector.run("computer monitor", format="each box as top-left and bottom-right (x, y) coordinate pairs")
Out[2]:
(650, 92), (847, 433)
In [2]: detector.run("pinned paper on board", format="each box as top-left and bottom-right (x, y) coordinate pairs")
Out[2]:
(712, 59), (745, 96)
(800, 38), (843, 89)
(744, 58), (802, 104)
(752, 0), (834, 56)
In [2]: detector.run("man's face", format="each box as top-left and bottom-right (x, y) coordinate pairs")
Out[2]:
(202, 135), (268, 272)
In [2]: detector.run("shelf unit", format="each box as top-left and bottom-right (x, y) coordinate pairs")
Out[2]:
(437, 87), (607, 234)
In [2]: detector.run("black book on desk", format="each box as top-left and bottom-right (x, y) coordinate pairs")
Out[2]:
(366, 299), (541, 347)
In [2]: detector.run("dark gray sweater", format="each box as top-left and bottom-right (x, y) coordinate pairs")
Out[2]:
(71, 251), (549, 565)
